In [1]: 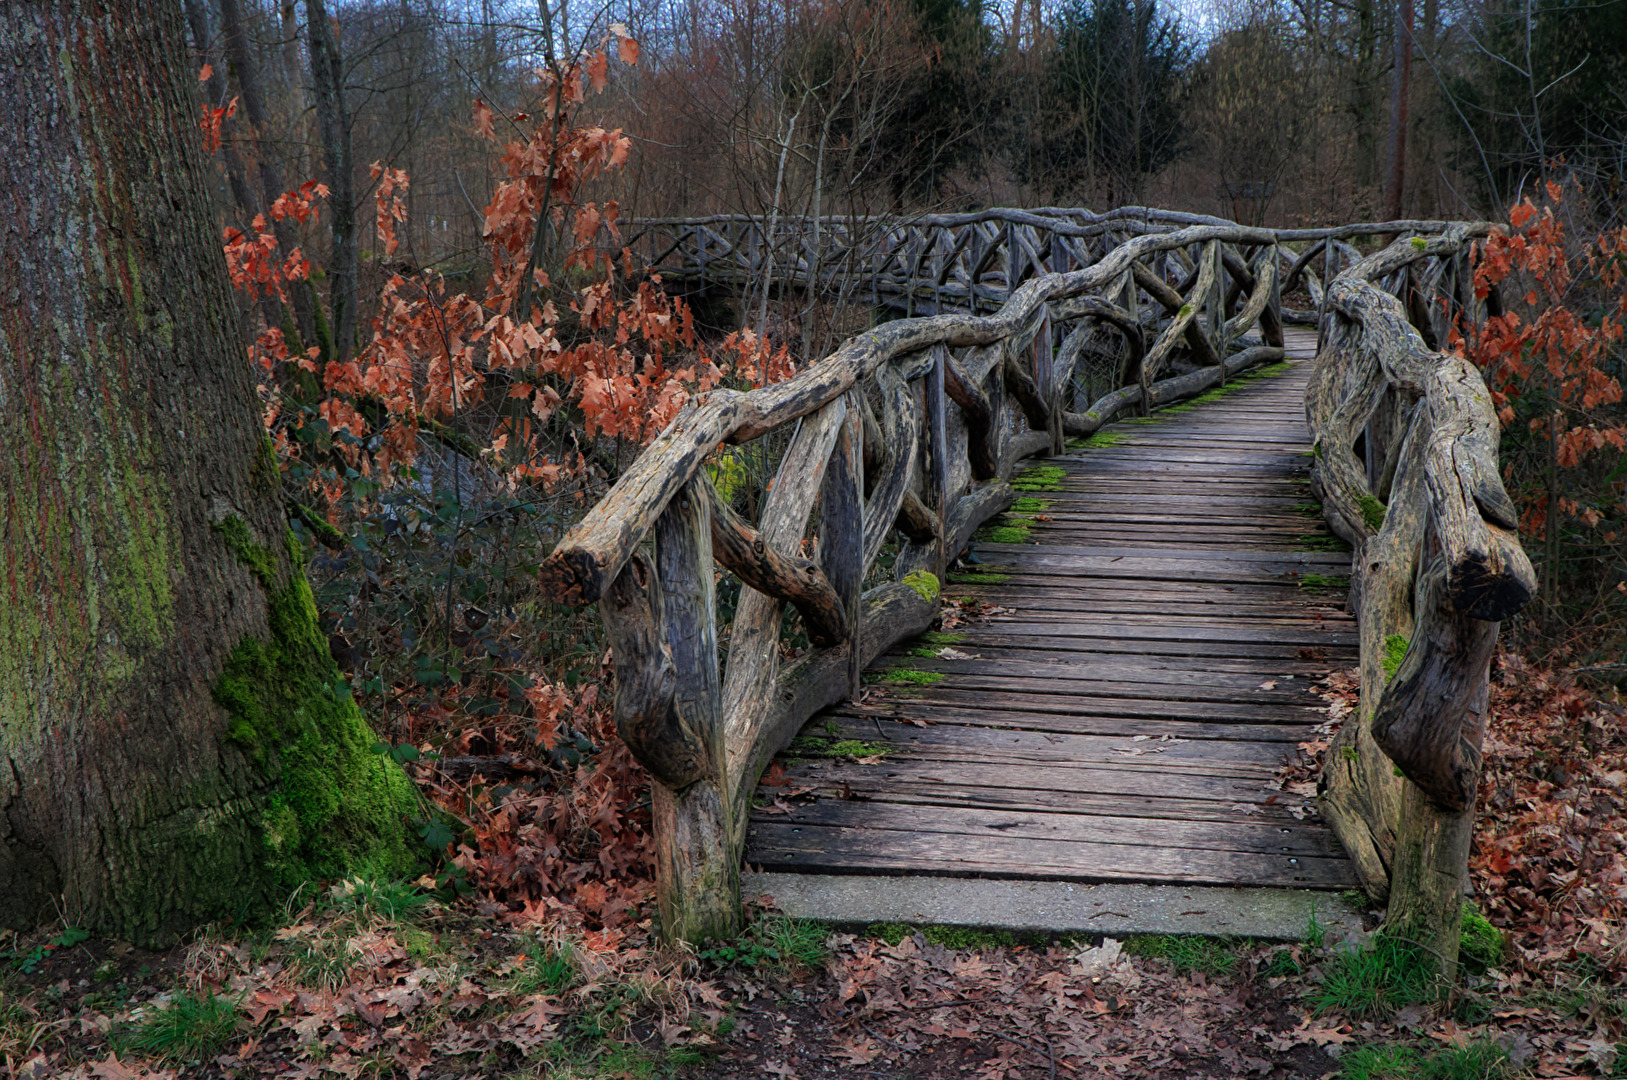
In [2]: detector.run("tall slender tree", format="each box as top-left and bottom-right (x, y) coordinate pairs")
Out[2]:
(0, 1), (421, 944)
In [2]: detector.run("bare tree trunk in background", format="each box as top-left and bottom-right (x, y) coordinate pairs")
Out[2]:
(1384, 0), (1414, 220)
(182, 0), (272, 327)
(220, 0), (318, 355)
(281, 1), (303, 91)
(0, 0), (418, 945)
(307, 0), (358, 364)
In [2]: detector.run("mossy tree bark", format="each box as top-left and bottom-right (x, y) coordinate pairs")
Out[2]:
(0, 2), (419, 945)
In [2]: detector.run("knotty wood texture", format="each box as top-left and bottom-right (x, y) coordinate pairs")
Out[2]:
(746, 337), (1360, 890)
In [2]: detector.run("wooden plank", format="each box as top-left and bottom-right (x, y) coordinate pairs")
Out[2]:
(818, 714), (1304, 765)
(864, 687), (1325, 724)
(759, 800), (1341, 858)
(831, 702), (1317, 741)
(746, 822), (1355, 888)
(757, 777), (1312, 825)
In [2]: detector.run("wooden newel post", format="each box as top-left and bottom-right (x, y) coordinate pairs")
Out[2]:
(649, 480), (738, 943)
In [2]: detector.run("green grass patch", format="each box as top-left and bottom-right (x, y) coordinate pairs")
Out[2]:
(1293, 502), (1324, 517)
(118, 990), (240, 1064)
(701, 914), (827, 971)
(1338, 1038), (1515, 1080)
(1012, 465), (1066, 492)
(920, 630), (968, 646)
(321, 875), (433, 923)
(1300, 573), (1351, 591)
(513, 941), (577, 995)
(1310, 935), (1440, 1020)
(1009, 496), (1052, 514)
(1122, 935), (1240, 977)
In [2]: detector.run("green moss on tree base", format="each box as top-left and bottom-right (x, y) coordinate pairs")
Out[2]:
(1459, 904), (1504, 969)
(212, 534), (423, 892)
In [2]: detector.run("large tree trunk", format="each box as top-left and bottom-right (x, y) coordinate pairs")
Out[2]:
(0, 2), (419, 945)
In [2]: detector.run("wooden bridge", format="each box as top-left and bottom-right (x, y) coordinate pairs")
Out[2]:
(742, 331), (1362, 893)
(542, 208), (1534, 962)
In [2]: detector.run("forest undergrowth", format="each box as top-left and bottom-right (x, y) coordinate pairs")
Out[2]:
(1, 651), (1622, 1080)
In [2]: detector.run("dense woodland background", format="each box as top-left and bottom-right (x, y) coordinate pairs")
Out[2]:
(178, 0), (1626, 917)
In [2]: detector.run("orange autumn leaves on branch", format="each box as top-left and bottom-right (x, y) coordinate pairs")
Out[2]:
(216, 31), (793, 505)
(1452, 182), (1627, 535)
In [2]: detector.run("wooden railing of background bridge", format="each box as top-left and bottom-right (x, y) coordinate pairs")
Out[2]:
(541, 208), (1532, 957)
(626, 206), (1479, 322)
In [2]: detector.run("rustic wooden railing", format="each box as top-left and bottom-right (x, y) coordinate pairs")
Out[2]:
(625, 206), (1487, 320)
(544, 207), (1528, 950)
(1305, 224), (1535, 970)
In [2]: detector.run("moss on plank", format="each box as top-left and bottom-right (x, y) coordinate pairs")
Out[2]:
(865, 666), (946, 686)
(975, 524), (1031, 545)
(1299, 573), (1350, 591)
(948, 570), (1010, 586)
(1011, 465), (1066, 492)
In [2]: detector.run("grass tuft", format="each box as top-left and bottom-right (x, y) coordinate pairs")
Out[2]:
(119, 990), (240, 1064)
(701, 914), (827, 972)
(323, 875), (433, 923)
(1122, 935), (1239, 977)
(1310, 935), (1440, 1020)
(513, 941), (576, 995)
(1338, 1038), (1515, 1080)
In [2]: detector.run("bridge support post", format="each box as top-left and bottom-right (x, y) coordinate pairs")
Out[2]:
(650, 481), (739, 944)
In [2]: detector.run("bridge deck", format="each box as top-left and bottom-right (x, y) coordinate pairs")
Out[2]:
(744, 337), (1360, 893)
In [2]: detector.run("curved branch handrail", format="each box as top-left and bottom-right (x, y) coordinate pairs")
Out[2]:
(1306, 225), (1534, 950)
